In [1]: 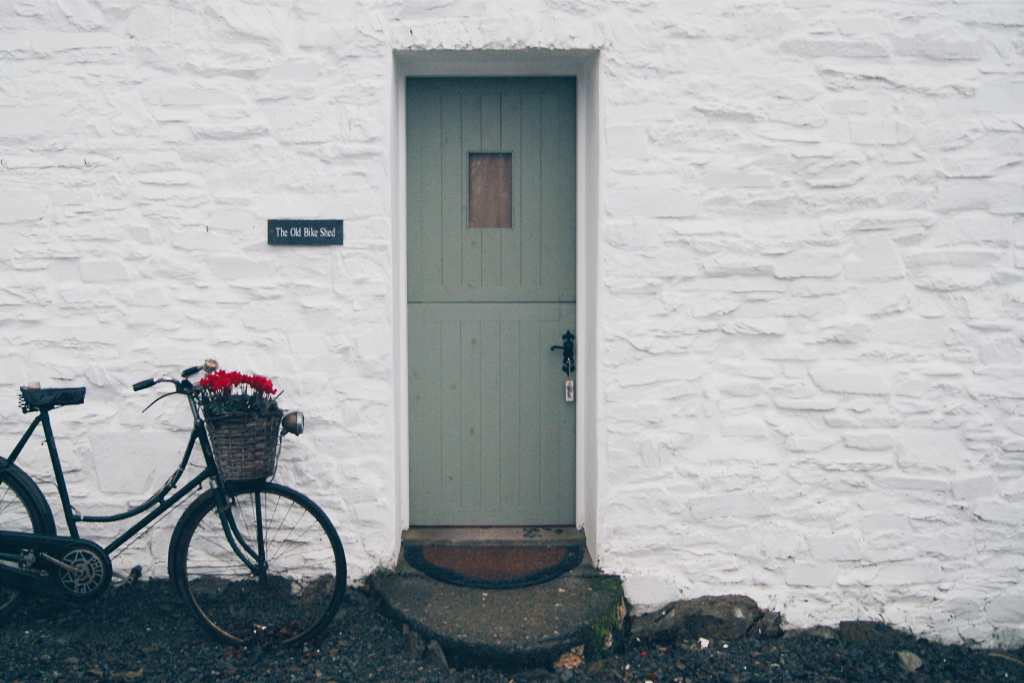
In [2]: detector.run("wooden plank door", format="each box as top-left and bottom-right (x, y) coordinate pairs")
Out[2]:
(407, 77), (576, 525)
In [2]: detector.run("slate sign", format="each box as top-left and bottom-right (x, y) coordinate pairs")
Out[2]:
(268, 219), (344, 246)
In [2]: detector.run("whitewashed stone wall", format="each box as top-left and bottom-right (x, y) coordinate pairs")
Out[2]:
(2, 1), (1022, 647)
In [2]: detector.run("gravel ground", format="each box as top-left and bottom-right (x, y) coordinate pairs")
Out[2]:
(2, 578), (1023, 683)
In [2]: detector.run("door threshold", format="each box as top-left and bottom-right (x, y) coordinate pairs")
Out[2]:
(403, 526), (585, 547)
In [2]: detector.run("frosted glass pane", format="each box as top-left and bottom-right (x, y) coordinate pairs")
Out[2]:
(469, 153), (512, 228)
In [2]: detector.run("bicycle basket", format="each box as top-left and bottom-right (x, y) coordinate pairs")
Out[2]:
(205, 409), (283, 481)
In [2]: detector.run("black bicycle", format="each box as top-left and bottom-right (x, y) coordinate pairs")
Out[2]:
(0, 361), (346, 647)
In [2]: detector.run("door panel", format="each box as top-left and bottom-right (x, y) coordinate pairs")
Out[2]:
(407, 77), (576, 526)
(408, 304), (576, 525)
(407, 78), (576, 303)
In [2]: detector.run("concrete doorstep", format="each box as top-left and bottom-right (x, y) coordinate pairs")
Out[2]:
(369, 550), (626, 671)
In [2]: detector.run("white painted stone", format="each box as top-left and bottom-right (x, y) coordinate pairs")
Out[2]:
(784, 564), (839, 588)
(606, 125), (649, 163)
(843, 235), (905, 281)
(809, 366), (890, 396)
(0, 195), (49, 224)
(809, 535), (862, 563)
(620, 575), (683, 616)
(87, 432), (173, 494)
(848, 117), (915, 146)
(786, 433), (841, 453)
(844, 433), (896, 451)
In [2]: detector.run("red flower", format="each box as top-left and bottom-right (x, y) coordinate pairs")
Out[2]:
(199, 370), (276, 398)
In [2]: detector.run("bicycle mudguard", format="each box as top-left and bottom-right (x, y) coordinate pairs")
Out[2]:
(0, 530), (111, 601)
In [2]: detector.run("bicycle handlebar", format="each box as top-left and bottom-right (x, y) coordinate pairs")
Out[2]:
(133, 360), (217, 392)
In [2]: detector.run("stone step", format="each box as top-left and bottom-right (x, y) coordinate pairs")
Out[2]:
(369, 558), (625, 670)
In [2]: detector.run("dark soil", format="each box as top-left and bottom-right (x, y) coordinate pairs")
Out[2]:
(2, 579), (1023, 683)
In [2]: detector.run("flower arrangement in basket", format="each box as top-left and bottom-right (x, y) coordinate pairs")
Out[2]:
(198, 370), (284, 481)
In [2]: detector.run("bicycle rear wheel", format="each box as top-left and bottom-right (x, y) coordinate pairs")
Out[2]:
(0, 458), (56, 616)
(169, 482), (346, 647)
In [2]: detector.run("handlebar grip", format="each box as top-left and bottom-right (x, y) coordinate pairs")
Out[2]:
(181, 365), (202, 378)
(133, 379), (157, 392)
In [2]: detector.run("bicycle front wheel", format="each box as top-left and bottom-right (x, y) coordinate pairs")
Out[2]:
(0, 458), (56, 617)
(169, 482), (346, 647)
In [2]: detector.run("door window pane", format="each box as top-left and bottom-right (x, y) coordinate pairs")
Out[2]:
(468, 153), (512, 228)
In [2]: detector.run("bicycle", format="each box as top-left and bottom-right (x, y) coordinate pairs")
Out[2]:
(0, 361), (346, 647)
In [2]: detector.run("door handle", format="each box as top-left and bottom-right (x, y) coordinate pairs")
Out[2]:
(550, 330), (575, 376)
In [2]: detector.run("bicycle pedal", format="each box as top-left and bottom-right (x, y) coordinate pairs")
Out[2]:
(114, 565), (143, 588)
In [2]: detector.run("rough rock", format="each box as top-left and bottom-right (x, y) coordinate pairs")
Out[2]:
(425, 640), (448, 669)
(897, 650), (924, 673)
(839, 620), (905, 648)
(753, 610), (784, 639)
(631, 595), (761, 642)
(784, 626), (840, 640)
(402, 624), (425, 659)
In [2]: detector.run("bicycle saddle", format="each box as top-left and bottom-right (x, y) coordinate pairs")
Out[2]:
(19, 386), (86, 413)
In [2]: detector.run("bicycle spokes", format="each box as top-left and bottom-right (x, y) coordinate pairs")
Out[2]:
(171, 483), (346, 647)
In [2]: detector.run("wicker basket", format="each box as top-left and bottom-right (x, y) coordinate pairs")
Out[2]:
(205, 409), (283, 481)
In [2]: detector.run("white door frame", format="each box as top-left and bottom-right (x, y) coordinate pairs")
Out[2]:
(390, 50), (600, 560)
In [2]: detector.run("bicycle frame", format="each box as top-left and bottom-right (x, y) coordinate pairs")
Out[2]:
(2, 382), (265, 575)
(5, 406), (214, 556)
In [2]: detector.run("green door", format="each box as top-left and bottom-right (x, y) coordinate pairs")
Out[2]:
(407, 77), (577, 525)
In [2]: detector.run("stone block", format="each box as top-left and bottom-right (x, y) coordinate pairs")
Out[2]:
(773, 251), (843, 279)
(809, 366), (890, 396)
(0, 195), (49, 224)
(704, 172), (772, 188)
(621, 575), (682, 615)
(784, 564), (839, 588)
(843, 433), (896, 451)
(780, 38), (889, 58)
(721, 320), (787, 336)
(606, 184), (700, 218)
(0, 106), (66, 138)
(774, 395), (840, 411)
(809, 535), (862, 562)
(952, 476), (993, 500)
(893, 32), (983, 61)
(88, 432), (176, 494)
(873, 561), (942, 586)
(24, 31), (121, 54)
(631, 595), (761, 642)
(973, 502), (1020, 525)
(264, 102), (343, 144)
(606, 125), (649, 162)
(689, 493), (771, 521)
(849, 117), (914, 146)
(785, 433), (841, 453)
(80, 260), (129, 282)
(843, 235), (904, 281)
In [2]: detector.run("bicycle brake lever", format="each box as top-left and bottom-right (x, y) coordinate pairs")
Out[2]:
(142, 391), (179, 413)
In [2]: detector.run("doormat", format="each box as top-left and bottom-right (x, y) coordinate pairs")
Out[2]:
(403, 544), (584, 590)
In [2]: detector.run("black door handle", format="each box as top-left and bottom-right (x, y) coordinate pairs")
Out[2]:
(550, 330), (575, 376)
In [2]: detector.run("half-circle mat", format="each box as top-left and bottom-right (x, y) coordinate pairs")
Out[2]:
(403, 544), (584, 590)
